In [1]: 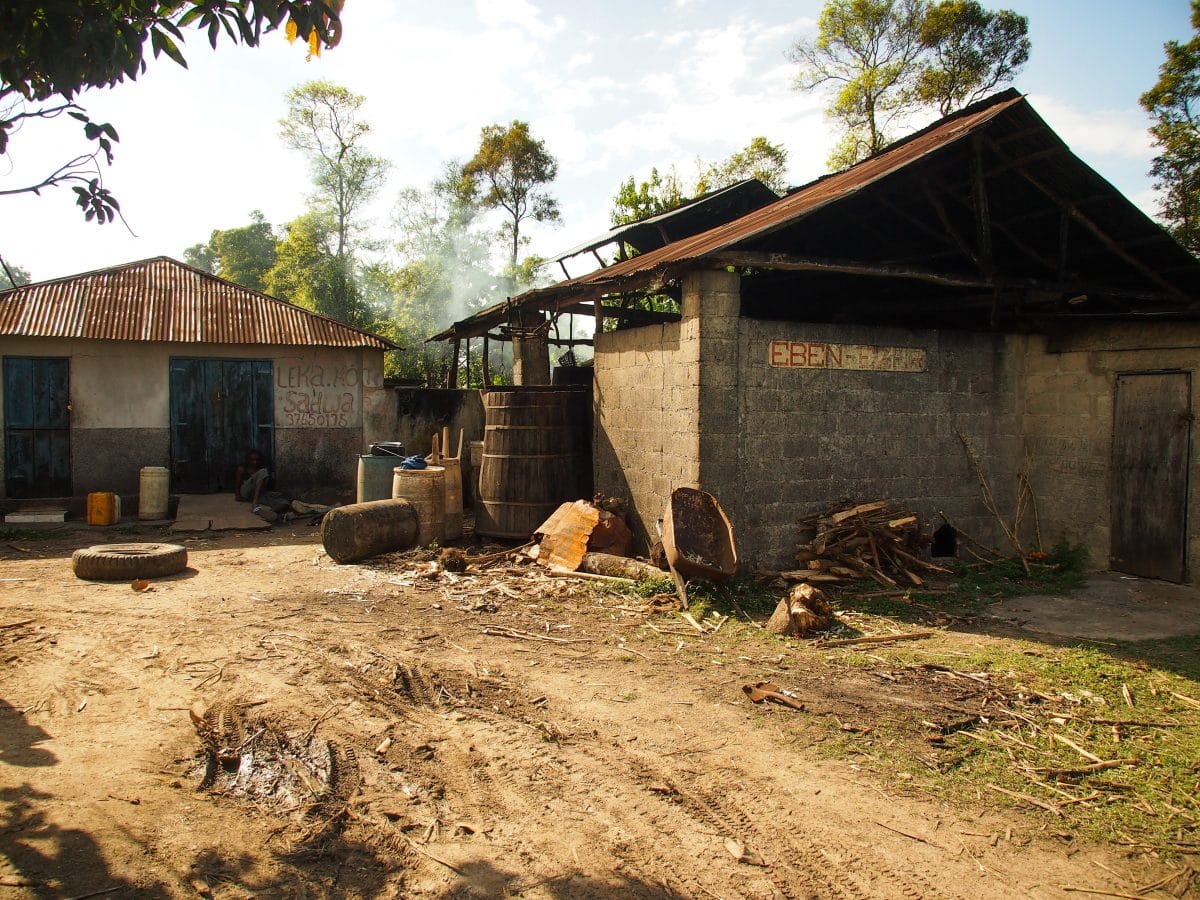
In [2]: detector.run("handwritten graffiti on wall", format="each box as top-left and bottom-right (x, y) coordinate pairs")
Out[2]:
(276, 364), (380, 390)
(276, 363), (377, 428)
(281, 389), (356, 427)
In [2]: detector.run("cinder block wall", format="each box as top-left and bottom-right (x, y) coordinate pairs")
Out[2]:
(593, 318), (700, 547)
(1022, 324), (1200, 579)
(593, 268), (1024, 570)
(725, 320), (1022, 572)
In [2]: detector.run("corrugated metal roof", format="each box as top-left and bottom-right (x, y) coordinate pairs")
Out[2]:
(535, 92), (1028, 295)
(0, 256), (398, 350)
(432, 91), (1028, 340)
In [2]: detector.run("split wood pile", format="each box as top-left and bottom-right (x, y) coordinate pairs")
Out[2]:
(786, 500), (951, 588)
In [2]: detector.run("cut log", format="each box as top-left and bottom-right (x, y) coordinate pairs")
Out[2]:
(579, 552), (663, 581)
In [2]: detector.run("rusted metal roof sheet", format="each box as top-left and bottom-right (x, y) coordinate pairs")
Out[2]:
(0, 256), (397, 350)
(431, 90), (1034, 340)
(534, 92), (1027, 294)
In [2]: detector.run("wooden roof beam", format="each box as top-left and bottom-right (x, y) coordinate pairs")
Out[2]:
(983, 134), (1190, 303)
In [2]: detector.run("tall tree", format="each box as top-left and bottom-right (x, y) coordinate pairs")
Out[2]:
(1, 1), (343, 224)
(789, 0), (1029, 168)
(183, 242), (217, 274)
(461, 120), (560, 267)
(185, 211), (278, 290)
(916, 1), (1030, 115)
(275, 81), (387, 325)
(279, 81), (389, 262)
(611, 137), (789, 228)
(264, 211), (363, 324)
(695, 137), (790, 195)
(790, 0), (928, 168)
(611, 167), (687, 226)
(1141, 0), (1200, 254)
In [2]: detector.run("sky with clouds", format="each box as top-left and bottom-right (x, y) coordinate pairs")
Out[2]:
(0, 0), (1192, 293)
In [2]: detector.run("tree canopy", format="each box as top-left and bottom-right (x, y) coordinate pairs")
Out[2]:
(695, 136), (790, 196)
(0, 259), (30, 290)
(271, 80), (387, 326)
(790, 0), (1029, 168)
(461, 120), (560, 267)
(1141, 0), (1200, 254)
(0, 1), (343, 223)
(199, 211), (278, 292)
(611, 137), (789, 227)
(280, 80), (389, 261)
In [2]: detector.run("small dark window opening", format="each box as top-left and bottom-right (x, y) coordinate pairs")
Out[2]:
(931, 524), (957, 558)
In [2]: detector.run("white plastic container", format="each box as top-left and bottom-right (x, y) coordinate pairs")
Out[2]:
(138, 466), (170, 520)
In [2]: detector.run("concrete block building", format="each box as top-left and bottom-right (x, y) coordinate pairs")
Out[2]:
(0, 257), (397, 503)
(437, 89), (1200, 582)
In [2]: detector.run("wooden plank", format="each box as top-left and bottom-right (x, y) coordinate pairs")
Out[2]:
(831, 501), (890, 523)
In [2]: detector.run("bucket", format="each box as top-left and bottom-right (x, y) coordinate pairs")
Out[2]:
(441, 457), (463, 541)
(357, 455), (397, 504)
(371, 441), (406, 457)
(86, 492), (121, 526)
(138, 466), (170, 520)
(476, 389), (591, 539)
(392, 466), (445, 547)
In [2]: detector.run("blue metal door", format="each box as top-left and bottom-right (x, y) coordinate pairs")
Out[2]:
(169, 358), (273, 493)
(4, 357), (71, 498)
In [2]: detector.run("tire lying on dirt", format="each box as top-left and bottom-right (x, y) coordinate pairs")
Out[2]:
(71, 543), (188, 581)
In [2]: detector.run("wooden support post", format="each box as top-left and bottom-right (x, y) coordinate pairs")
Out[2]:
(482, 335), (491, 387)
(465, 337), (472, 388)
(448, 338), (460, 389)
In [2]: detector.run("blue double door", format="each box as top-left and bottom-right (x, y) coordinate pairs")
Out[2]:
(3, 357), (71, 498)
(169, 358), (274, 493)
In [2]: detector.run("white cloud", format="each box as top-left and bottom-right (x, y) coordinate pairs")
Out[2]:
(565, 51), (594, 72)
(1026, 93), (1153, 160)
(475, 0), (565, 40)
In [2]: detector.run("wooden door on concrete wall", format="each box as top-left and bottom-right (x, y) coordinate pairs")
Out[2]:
(1111, 372), (1192, 582)
(3, 357), (71, 498)
(169, 358), (273, 493)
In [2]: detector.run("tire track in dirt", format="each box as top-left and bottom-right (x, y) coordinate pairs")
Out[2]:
(284, 637), (960, 898)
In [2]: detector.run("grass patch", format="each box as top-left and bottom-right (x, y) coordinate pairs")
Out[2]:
(813, 634), (1200, 857)
(683, 578), (780, 620)
(841, 540), (1090, 621)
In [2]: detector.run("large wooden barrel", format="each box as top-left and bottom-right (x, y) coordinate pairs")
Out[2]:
(476, 388), (590, 540)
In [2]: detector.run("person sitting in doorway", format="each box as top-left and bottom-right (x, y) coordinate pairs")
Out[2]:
(234, 450), (331, 523)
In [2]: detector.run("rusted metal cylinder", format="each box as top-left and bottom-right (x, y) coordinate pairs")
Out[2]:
(321, 499), (419, 564)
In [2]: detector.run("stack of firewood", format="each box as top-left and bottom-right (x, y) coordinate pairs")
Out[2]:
(782, 500), (950, 588)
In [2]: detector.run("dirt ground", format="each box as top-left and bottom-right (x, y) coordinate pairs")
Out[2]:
(0, 522), (1191, 899)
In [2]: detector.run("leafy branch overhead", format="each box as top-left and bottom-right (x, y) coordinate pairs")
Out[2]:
(0, 1), (345, 224)
(790, 0), (1030, 168)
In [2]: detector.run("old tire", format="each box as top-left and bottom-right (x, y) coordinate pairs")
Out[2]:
(71, 543), (188, 581)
